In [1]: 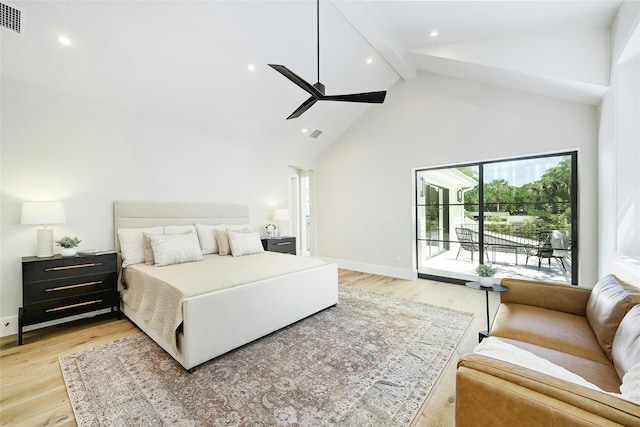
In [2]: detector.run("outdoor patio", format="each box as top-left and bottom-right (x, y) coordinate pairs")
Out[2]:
(419, 241), (572, 285)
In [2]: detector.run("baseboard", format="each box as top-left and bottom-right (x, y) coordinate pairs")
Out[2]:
(320, 258), (417, 281)
(1, 315), (18, 337)
(1, 308), (113, 338)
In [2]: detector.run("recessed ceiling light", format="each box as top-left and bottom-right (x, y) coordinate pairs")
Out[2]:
(430, 30), (439, 38)
(366, 57), (373, 65)
(302, 128), (308, 134)
(57, 35), (72, 46)
(247, 64), (256, 72)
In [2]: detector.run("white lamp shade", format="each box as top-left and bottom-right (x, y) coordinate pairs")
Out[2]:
(273, 209), (289, 221)
(21, 201), (66, 226)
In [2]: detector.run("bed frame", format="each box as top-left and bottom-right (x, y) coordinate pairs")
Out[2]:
(114, 200), (338, 370)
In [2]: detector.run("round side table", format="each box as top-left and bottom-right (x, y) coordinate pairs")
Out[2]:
(465, 281), (509, 342)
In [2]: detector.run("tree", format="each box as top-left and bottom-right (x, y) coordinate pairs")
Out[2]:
(485, 179), (512, 213)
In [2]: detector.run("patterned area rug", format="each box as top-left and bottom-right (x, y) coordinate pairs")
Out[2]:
(60, 287), (472, 426)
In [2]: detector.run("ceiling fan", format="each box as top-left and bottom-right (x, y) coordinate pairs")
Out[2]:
(268, 0), (387, 120)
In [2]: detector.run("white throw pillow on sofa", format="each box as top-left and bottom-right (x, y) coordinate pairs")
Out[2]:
(620, 362), (640, 404)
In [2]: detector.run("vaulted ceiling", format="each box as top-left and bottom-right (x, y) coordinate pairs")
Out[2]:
(1, 1), (621, 157)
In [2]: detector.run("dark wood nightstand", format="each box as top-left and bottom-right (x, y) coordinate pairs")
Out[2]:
(261, 237), (296, 255)
(19, 252), (119, 345)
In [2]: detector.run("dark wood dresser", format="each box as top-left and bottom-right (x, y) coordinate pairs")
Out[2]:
(19, 253), (118, 345)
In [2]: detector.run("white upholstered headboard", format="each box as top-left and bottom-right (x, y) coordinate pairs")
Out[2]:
(114, 200), (249, 252)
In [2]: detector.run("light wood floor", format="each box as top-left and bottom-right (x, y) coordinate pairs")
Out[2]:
(0, 270), (498, 427)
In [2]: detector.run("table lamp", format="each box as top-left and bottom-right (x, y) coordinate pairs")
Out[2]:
(21, 201), (66, 257)
(273, 208), (289, 237)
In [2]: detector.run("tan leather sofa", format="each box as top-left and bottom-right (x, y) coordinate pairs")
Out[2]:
(456, 275), (640, 427)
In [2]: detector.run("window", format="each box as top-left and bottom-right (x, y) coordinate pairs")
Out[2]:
(416, 152), (577, 285)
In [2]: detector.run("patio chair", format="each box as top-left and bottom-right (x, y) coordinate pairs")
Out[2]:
(455, 227), (488, 262)
(525, 230), (567, 271)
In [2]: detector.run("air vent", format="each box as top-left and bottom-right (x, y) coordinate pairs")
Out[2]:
(309, 129), (323, 139)
(1, 2), (22, 34)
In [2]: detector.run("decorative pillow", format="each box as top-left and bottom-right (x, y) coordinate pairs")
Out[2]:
(118, 226), (163, 267)
(214, 229), (231, 256)
(586, 275), (640, 361)
(142, 232), (156, 265)
(146, 232), (203, 267)
(142, 226), (200, 265)
(195, 223), (226, 254)
(228, 231), (264, 257)
(226, 223), (251, 232)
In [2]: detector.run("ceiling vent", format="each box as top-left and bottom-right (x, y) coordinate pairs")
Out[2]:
(309, 129), (323, 139)
(1, 2), (22, 34)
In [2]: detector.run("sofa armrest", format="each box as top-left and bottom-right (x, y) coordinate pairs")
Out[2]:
(499, 278), (591, 316)
(456, 353), (640, 427)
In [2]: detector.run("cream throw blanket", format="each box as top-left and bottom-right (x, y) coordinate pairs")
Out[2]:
(121, 252), (326, 351)
(475, 337), (640, 403)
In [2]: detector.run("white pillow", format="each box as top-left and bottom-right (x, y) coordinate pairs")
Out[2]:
(228, 231), (264, 257)
(620, 362), (640, 404)
(195, 223), (226, 254)
(146, 232), (203, 267)
(226, 223), (251, 232)
(164, 224), (197, 235)
(118, 227), (163, 267)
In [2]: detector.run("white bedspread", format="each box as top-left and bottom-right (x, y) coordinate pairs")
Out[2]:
(121, 252), (326, 350)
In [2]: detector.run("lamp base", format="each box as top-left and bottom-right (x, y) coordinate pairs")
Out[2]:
(36, 228), (54, 258)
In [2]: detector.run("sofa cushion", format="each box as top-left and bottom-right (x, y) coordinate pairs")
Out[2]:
(491, 303), (610, 365)
(586, 275), (640, 361)
(612, 304), (640, 381)
(498, 337), (621, 392)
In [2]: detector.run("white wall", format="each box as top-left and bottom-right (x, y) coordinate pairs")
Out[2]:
(598, 1), (640, 284)
(317, 71), (598, 284)
(0, 77), (313, 335)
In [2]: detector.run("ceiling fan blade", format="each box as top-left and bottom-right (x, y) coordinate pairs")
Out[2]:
(268, 64), (324, 97)
(321, 91), (387, 104)
(287, 96), (319, 120)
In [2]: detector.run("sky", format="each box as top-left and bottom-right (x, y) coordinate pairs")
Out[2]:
(483, 156), (564, 187)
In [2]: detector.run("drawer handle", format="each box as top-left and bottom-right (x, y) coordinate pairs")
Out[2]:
(45, 300), (103, 313)
(46, 281), (102, 292)
(45, 263), (101, 272)
(275, 242), (292, 246)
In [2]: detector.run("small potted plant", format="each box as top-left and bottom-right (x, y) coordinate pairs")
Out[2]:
(265, 224), (277, 238)
(475, 264), (496, 287)
(55, 236), (81, 257)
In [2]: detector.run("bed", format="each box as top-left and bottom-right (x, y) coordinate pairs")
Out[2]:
(114, 200), (338, 370)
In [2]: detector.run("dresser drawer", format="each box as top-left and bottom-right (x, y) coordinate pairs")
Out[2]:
(23, 271), (117, 303)
(22, 253), (117, 282)
(21, 290), (117, 324)
(262, 237), (296, 254)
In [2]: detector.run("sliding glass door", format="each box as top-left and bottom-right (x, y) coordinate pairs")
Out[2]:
(416, 152), (577, 285)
